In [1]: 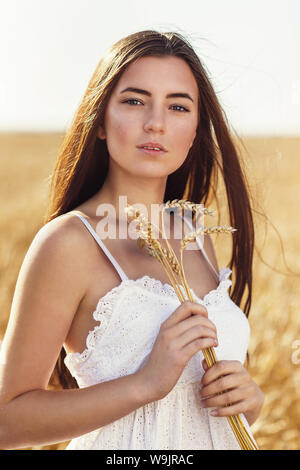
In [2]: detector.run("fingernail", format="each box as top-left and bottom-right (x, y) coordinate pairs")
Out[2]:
(210, 409), (218, 416)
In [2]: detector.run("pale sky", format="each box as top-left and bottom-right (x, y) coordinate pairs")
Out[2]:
(0, 0), (299, 136)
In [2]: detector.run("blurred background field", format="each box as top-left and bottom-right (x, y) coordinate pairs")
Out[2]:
(0, 132), (299, 450)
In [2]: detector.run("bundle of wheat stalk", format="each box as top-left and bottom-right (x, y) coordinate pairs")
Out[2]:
(125, 199), (258, 450)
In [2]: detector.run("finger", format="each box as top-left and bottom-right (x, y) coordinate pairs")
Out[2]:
(172, 314), (217, 338)
(182, 336), (218, 358)
(202, 387), (247, 408)
(210, 398), (252, 417)
(201, 360), (243, 386)
(176, 325), (218, 349)
(163, 301), (208, 329)
(181, 314), (217, 333)
(201, 372), (246, 398)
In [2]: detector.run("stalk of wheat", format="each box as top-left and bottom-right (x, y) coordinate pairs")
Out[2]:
(125, 199), (258, 450)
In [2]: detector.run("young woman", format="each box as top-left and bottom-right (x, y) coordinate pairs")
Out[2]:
(0, 30), (264, 450)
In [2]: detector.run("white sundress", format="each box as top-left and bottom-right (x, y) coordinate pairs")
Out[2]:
(64, 213), (257, 450)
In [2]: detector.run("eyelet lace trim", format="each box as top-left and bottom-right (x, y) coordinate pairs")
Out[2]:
(64, 267), (232, 368)
(131, 267), (232, 306)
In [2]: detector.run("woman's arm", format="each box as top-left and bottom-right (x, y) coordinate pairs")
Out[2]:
(0, 218), (147, 449)
(0, 372), (146, 449)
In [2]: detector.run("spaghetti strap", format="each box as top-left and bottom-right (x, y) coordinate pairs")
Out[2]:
(73, 213), (129, 282)
(179, 214), (220, 280)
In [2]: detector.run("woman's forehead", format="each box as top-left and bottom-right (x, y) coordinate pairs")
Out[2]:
(114, 56), (198, 100)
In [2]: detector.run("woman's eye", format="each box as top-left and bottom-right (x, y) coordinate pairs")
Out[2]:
(122, 99), (189, 112)
(171, 105), (189, 112)
(122, 98), (142, 106)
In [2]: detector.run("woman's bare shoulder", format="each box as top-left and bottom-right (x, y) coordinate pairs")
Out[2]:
(33, 212), (94, 256)
(25, 213), (96, 295)
(37, 212), (88, 244)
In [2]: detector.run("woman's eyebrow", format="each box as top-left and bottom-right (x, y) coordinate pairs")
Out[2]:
(120, 87), (194, 103)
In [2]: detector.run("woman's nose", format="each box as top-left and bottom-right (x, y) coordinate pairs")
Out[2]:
(143, 107), (166, 133)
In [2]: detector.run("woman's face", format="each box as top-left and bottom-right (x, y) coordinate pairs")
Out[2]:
(97, 55), (199, 178)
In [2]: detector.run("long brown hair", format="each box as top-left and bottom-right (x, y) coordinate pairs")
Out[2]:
(45, 30), (255, 389)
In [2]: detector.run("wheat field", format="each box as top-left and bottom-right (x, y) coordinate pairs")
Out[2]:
(0, 133), (299, 450)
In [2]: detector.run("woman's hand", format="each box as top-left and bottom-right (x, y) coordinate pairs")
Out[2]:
(199, 359), (264, 426)
(136, 301), (218, 403)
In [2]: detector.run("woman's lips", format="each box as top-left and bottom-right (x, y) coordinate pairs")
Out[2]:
(137, 147), (167, 156)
